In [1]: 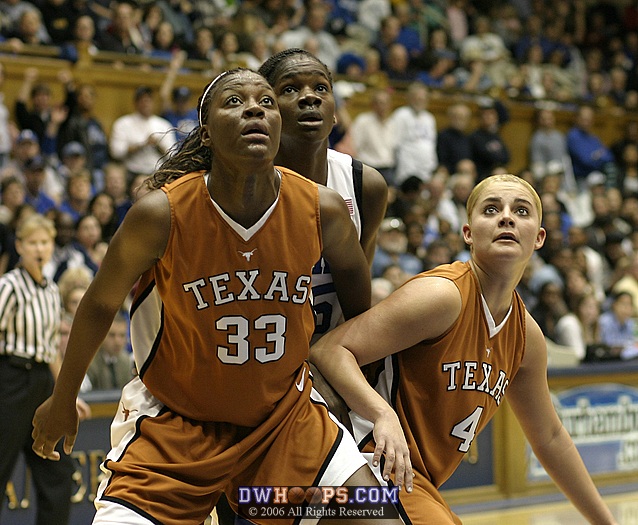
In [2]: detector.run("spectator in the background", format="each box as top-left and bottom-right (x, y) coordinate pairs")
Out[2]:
(373, 15), (402, 71)
(58, 140), (89, 182)
(529, 107), (574, 188)
(109, 86), (177, 180)
(88, 191), (119, 242)
(39, 0), (76, 46)
(86, 311), (134, 391)
(422, 237), (454, 272)
(95, 0), (145, 54)
(599, 291), (638, 361)
(611, 120), (638, 168)
(552, 287), (600, 363)
(468, 100), (510, 182)
(350, 88), (397, 187)
(617, 142), (638, 195)
(149, 20), (180, 60)
(392, 3), (424, 60)
(72, 213), (105, 273)
(59, 14), (98, 63)
(46, 209), (93, 282)
(58, 171), (92, 223)
(159, 52), (198, 144)
(415, 47), (458, 90)
(608, 66), (631, 108)
(0, 176), (25, 225)
(567, 225), (606, 303)
(186, 26), (215, 62)
(6, 6), (52, 46)
(14, 68), (52, 149)
(514, 13), (552, 64)
(372, 217), (423, 279)
(155, 0), (193, 50)
(0, 63), (13, 169)
(384, 42), (416, 82)
(3, 129), (63, 204)
(380, 262), (411, 291)
(102, 161), (132, 225)
(138, 4), (163, 51)
(23, 155), (57, 215)
(566, 105), (617, 192)
(0, 0), (39, 36)
(405, 220), (426, 262)
(370, 277), (394, 307)
(279, 3), (341, 71)
(391, 81), (437, 185)
(58, 81), (109, 175)
(460, 14), (515, 89)
(531, 280), (569, 344)
(57, 265), (93, 316)
(445, 171), (474, 234)
(612, 251), (638, 317)
(436, 102), (472, 176)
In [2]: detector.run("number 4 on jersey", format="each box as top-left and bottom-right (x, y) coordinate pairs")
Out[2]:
(450, 406), (484, 452)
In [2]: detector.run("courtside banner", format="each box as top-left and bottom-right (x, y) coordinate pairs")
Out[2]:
(528, 383), (638, 480)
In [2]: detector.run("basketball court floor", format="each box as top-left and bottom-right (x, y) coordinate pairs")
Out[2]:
(456, 489), (638, 524)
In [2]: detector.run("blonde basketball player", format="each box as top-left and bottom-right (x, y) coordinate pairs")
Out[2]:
(311, 174), (618, 525)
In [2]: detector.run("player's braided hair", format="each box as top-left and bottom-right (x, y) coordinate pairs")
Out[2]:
(258, 48), (333, 87)
(146, 68), (253, 190)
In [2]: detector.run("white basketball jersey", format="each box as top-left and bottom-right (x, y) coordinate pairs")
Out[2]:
(311, 149), (362, 343)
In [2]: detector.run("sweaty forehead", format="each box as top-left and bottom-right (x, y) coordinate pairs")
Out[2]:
(217, 71), (271, 90)
(480, 181), (534, 201)
(273, 57), (329, 83)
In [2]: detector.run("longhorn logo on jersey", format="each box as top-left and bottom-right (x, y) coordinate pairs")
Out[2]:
(238, 249), (257, 261)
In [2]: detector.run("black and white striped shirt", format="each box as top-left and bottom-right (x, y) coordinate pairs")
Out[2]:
(0, 267), (61, 364)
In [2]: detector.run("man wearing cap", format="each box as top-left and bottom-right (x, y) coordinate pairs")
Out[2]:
(371, 217), (423, 279)
(4, 130), (65, 205)
(23, 155), (57, 215)
(59, 141), (98, 191)
(109, 86), (177, 180)
(161, 86), (198, 144)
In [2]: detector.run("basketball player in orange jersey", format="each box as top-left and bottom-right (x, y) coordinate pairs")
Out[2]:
(30, 69), (412, 525)
(215, 50), (391, 525)
(311, 174), (618, 525)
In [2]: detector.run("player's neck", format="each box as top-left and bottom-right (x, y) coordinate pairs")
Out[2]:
(469, 259), (516, 324)
(276, 141), (329, 185)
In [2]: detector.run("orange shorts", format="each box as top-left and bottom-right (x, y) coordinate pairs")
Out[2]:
(360, 441), (461, 525)
(95, 372), (366, 525)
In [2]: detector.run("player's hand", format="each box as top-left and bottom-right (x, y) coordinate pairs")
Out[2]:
(31, 396), (79, 460)
(372, 409), (414, 492)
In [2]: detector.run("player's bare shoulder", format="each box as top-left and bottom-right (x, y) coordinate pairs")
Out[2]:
(391, 275), (462, 338)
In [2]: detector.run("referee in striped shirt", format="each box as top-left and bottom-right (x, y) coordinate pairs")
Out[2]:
(0, 213), (89, 524)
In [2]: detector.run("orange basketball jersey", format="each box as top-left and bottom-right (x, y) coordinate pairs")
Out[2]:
(354, 261), (526, 488)
(129, 169), (321, 427)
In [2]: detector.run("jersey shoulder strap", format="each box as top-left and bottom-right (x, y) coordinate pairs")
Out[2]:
(352, 158), (363, 227)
